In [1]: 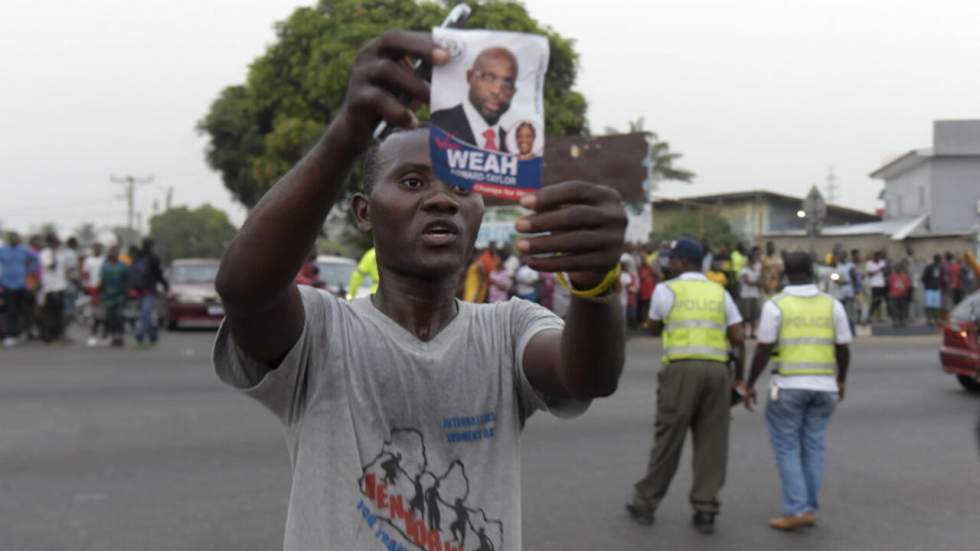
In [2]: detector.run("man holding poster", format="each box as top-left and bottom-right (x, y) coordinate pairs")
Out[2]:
(211, 29), (627, 551)
(430, 29), (548, 200)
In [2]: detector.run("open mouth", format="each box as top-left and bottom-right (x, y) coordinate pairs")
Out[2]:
(421, 220), (461, 246)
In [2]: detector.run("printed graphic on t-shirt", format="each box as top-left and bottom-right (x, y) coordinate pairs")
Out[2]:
(357, 427), (503, 551)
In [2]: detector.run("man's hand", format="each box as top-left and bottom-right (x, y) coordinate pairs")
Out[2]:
(331, 31), (449, 155)
(514, 181), (627, 287)
(838, 382), (846, 402)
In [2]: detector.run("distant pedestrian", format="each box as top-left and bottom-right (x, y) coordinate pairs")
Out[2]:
(946, 252), (964, 305)
(627, 238), (745, 534)
(0, 232), (39, 347)
(39, 234), (68, 343)
(487, 250), (511, 303)
(637, 257), (656, 324)
(921, 255), (945, 326)
(347, 247), (379, 299)
(130, 239), (169, 347)
(849, 249), (865, 325)
(61, 237), (81, 341)
(865, 251), (888, 323)
(514, 256), (540, 303)
(828, 249), (856, 333)
(888, 261), (912, 327)
(761, 241), (784, 297)
(100, 246), (130, 348)
(739, 246), (763, 339)
(82, 242), (107, 346)
(744, 252), (852, 531)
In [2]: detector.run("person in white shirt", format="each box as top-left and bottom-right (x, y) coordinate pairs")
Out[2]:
(39, 234), (69, 342)
(628, 238), (744, 534)
(743, 251), (852, 531)
(864, 251), (888, 323)
(514, 259), (540, 303)
(739, 246), (763, 339)
(82, 242), (107, 346)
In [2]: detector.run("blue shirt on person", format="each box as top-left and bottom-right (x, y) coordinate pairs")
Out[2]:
(0, 244), (38, 290)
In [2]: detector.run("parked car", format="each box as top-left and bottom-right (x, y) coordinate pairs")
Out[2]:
(315, 255), (372, 299)
(939, 290), (980, 392)
(163, 258), (223, 329)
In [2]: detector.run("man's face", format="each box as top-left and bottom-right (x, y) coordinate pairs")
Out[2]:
(466, 50), (517, 126)
(358, 130), (485, 281)
(7, 233), (20, 246)
(766, 242), (775, 255)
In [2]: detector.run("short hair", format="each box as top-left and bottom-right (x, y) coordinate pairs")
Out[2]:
(783, 251), (813, 278)
(361, 125), (430, 195)
(516, 121), (535, 137)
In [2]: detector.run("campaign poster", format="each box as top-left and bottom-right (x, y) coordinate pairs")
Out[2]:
(430, 28), (549, 201)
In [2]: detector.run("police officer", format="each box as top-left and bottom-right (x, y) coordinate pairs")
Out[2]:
(627, 237), (745, 534)
(744, 251), (851, 531)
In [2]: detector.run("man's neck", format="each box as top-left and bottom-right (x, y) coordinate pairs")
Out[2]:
(372, 267), (460, 342)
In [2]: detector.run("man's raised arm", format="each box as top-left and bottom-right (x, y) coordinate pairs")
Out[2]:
(214, 32), (447, 369)
(515, 181), (628, 401)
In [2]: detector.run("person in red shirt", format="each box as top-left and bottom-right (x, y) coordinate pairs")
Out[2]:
(637, 259), (656, 325)
(946, 252), (964, 305)
(888, 260), (913, 328)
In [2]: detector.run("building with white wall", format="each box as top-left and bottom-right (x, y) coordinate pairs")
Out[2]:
(871, 120), (980, 236)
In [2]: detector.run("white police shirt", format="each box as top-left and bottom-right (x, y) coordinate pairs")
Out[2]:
(757, 283), (853, 392)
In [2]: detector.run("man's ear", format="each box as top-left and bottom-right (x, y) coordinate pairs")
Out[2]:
(351, 193), (373, 233)
(465, 68), (474, 83)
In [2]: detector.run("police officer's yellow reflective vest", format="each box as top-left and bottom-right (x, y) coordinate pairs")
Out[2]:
(663, 279), (728, 364)
(773, 293), (836, 376)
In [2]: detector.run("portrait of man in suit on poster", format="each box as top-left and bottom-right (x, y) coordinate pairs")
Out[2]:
(431, 46), (518, 153)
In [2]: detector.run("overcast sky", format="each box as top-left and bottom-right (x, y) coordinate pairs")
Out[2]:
(2, 0), (978, 236)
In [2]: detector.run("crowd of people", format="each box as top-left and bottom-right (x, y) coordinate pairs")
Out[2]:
(0, 232), (169, 349)
(451, 238), (977, 333)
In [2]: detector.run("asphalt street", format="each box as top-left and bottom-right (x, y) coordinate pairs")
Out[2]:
(1, 329), (978, 551)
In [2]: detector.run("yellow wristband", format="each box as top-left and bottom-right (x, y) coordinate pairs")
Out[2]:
(556, 264), (622, 299)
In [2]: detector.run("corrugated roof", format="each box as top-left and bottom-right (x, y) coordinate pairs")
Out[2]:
(651, 189), (877, 220)
(765, 215), (930, 240)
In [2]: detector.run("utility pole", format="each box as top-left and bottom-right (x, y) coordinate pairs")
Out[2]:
(824, 166), (838, 204)
(111, 174), (153, 248)
(801, 185), (827, 255)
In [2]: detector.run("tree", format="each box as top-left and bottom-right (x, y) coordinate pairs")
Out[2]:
(650, 210), (743, 248)
(198, 0), (589, 209)
(148, 204), (237, 263)
(605, 116), (696, 185)
(73, 223), (98, 249)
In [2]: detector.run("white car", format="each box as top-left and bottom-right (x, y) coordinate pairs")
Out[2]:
(315, 255), (372, 299)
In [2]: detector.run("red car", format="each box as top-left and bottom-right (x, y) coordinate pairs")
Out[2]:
(163, 258), (223, 329)
(940, 290), (980, 392)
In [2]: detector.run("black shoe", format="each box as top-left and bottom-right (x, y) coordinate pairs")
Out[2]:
(692, 512), (716, 534)
(625, 503), (654, 526)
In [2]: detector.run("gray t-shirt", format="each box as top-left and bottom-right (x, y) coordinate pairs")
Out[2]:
(213, 286), (580, 551)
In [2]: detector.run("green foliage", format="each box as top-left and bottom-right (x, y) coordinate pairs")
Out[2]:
(73, 223), (98, 248)
(148, 204), (237, 263)
(605, 116), (695, 184)
(199, 0), (589, 209)
(651, 210), (743, 247)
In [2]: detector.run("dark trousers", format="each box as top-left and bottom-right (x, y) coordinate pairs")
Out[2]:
(2, 288), (27, 338)
(105, 303), (125, 338)
(40, 291), (64, 342)
(634, 360), (731, 514)
(890, 297), (909, 326)
(869, 287), (888, 321)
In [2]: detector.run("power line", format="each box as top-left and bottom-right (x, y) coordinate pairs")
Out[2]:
(110, 174), (153, 248)
(824, 166), (838, 204)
